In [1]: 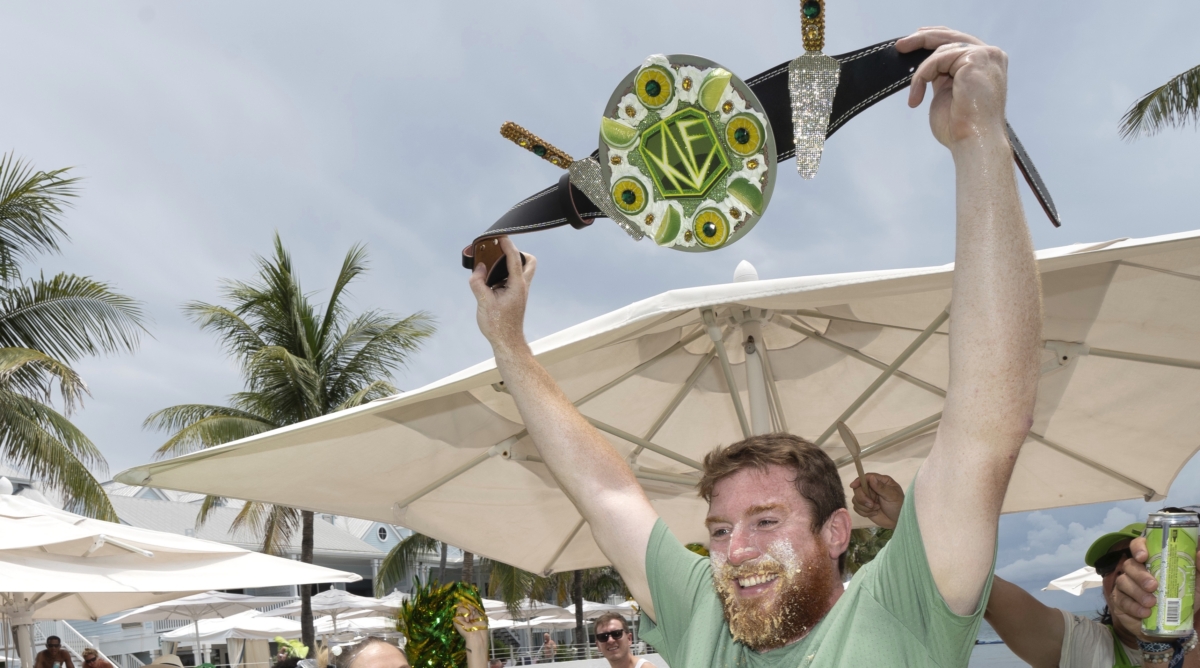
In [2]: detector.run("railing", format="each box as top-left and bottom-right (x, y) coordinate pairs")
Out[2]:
(111, 654), (146, 668)
(489, 641), (653, 664)
(32, 620), (110, 665)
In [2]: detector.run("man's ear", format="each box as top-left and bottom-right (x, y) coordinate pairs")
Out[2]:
(821, 508), (853, 560)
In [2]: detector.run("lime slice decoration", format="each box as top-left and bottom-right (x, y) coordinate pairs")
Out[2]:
(655, 205), (682, 246)
(601, 117), (638, 149)
(635, 66), (675, 109)
(727, 178), (763, 216)
(698, 68), (732, 113)
(612, 177), (648, 215)
(725, 113), (764, 156)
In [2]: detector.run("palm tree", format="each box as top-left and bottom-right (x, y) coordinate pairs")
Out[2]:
(844, 526), (893, 575)
(0, 153), (146, 520)
(146, 234), (434, 654)
(1120, 64), (1200, 139)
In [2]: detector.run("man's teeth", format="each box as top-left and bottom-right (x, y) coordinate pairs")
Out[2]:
(737, 573), (778, 587)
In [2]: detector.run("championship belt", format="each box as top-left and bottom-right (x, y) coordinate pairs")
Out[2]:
(463, 24), (1062, 284)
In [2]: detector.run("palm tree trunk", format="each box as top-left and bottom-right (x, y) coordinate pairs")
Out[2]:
(462, 551), (474, 585)
(573, 570), (584, 647)
(300, 510), (315, 655)
(438, 542), (448, 583)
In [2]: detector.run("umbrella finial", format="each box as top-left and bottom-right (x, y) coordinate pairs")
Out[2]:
(734, 260), (759, 283)
(0, 477), (12, 495)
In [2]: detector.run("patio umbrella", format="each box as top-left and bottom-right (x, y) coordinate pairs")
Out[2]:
(262, 589), (406, 652)
(1043, 566), (1103, 596)
(117, 230), (1200, 577)
(483, 598), (570, 621)
(0, 493), (358, 668)
(107, 591), (296, 664)
(564, 601), (625, 621)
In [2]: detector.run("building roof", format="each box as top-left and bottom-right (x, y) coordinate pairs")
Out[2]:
(110, 495), (384, 559)
(105, 480), (215, 505)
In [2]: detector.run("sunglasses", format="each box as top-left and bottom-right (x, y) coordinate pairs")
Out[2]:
(595, 629), (626, 643)
(1095, 548), (1133, 577)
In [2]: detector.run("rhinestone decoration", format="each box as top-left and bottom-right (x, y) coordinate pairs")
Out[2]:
(682, 77), (693, 91)
(789, 0), (839, 179)
(569, 158), (643, 240)
(645, 213), (655, 225)
(730, 207), (741, 219)
(625, 105), (636, 118)
(747, 159), (759, 170)
(722, 101), (734, 114)
(610, 155), (622, 165)
(500, 121), (574, 169)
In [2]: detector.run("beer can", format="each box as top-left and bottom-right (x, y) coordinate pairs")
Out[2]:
(1143, 511), (1199, 638)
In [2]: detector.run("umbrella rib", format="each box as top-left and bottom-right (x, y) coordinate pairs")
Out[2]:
(585, 417), (703, 470)
(814, 307), (951, 446)
(1086, 347), (1200, 371)
(574, 325), (707, 407)
(1025, 431), (1158, 500)
(777, 316), (947, 398)
(757, 340), (789, 433)
(635, 346), (719, 460)
(541, 517), (586, 576)
(781, 309), (950, 336)
(703, 309), (751, 438)
(832, 412), (942, 467)
(1119, 261), (1200, 283)
(392, 441), (511, 510)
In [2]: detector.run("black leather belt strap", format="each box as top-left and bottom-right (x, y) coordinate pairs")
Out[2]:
(462, 37), (1061, 269)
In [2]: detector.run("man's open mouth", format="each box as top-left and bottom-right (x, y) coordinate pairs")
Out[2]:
(736, 573), (779, 589)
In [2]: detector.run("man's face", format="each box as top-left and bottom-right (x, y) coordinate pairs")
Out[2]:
(45, 641), (62, 655)
(1099, 538), (1133, 608)
(594, 620), (631, 662)
(351, 643), (409, 668)
(705, 465), (841, 651)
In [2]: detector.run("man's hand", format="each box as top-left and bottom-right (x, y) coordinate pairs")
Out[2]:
(898, 27), (1009, 150)
(849, 473), (905, 530)
(469, 236), (537, 354)
(1110, 534), (1200, 644)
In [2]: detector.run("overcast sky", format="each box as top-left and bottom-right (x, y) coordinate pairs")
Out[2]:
(3, 1), (1198, 603)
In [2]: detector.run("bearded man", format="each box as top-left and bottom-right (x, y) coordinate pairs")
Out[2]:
(469, 26), (1042, 667)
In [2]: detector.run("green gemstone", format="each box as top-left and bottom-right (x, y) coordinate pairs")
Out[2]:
(702, 222), (718, 238)
(802, 0), (820, 19)
(733, 128), (751, 145)
(532, 144), (547, 156)
(645, 80), (661, 98)
(621, 189), (637, 205)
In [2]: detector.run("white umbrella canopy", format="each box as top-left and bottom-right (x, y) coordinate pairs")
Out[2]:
(563, 601), (625, 621)
(161, 610), (291, 645)
(0, 493), (358, 668)
(484, 598), (570, 621)
(107, 591), (296, 624)
(118, 230), (1200, 576)
(263, 588), (404, 619)
(1043, 566), (1104, 596)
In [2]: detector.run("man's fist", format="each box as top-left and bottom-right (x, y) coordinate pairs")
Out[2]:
(897, 27), (1009, 150)
(469, 236), (537, 353)
(850, 473), (905, 530)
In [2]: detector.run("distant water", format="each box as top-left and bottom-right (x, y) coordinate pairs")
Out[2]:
(969, 610), (1099, 667)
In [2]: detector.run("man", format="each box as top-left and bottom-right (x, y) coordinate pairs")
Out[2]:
(488, 660), (505, 668)
(34, 637), (75, 668)
(539, 633), (557, 663)
(592, 613), (650, 668)
(852, 473), (1200, 667)
(81, 649), (114, 668)
(470, 26), (1042, 667)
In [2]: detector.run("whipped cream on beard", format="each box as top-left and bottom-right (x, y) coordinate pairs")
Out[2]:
(711, 535), (836, 652)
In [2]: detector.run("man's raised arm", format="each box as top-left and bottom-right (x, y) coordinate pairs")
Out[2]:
(470, 239), (660, 618)
(899, 27), (1043, 615)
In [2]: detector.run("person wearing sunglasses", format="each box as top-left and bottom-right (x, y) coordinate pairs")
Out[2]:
(591, 613), (649, 668)
(852, 473), (1200, 667)
(34, 637), (75, 668)
(81, 649), (113, 668)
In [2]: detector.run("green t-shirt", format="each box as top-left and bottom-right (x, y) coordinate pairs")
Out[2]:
(640, 487), (993, 667)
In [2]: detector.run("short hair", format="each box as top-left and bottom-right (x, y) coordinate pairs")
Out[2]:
(82, 649), (98, 659)
(47, 637), (62, 645)
(698, 433), (847, 571)
(592, 612), (628, 633)
(332, 638), (404, 668)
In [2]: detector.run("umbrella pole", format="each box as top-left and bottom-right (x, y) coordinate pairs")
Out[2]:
(194, 615), (203, 666)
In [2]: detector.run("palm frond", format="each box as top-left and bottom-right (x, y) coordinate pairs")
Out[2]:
(145, 404), (277, 459)
(1120, 64), (1200, 139)
(317, 242), (369, 346)
(0, 272), (146, 361)
(229, 500), (300, 555)
(0, 154), (79, 281)
(0, 346), (88, 414)
(196, 494), (228, 527)
(375, 532), (443, 596)
(334, 379), (398, 411)
(325, 312), (434, 405)
(487, 560), (548, 618)
(183, 303), (269, 364)
(0, 389), (114, 519)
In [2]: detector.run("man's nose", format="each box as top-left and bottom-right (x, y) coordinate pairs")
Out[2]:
(727, 528), (761, 566)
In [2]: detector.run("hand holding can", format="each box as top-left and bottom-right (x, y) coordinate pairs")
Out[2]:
(1142, 511), (1199, 638)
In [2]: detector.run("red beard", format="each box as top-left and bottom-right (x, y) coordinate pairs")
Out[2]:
(711, 536), (837, 651)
